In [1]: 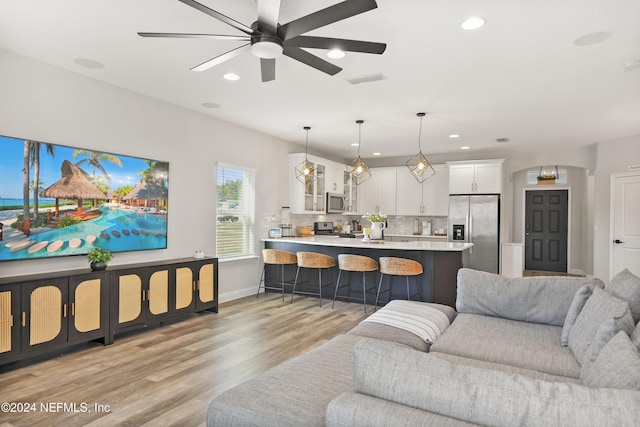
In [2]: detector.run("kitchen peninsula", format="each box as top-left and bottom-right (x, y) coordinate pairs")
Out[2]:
(262, 236), (472, 307)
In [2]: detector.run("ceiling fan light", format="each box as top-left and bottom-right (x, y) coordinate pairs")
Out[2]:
(251, 36), (284, 59)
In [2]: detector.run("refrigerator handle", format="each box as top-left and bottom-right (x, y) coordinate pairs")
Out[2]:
(468, 209), (473, 253)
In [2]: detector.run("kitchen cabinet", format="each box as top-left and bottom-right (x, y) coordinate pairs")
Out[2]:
(359, 168), (397, 215)
(326, 162), (345, 195)
(343, 169), (359, 213)
(396, 164), (449, 216)
(447, 160), (504, 194)
(0, 272), (108, 365)
(289, 153), (326, 213)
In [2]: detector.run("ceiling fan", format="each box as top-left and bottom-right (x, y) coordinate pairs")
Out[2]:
(138, 0), (386, 82)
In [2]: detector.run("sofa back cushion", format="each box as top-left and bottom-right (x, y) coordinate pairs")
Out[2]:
(456, 268), (604, 326)
(352, 339), (640, 427)
(561, 284), (597, 346)
(568, 287), (635, 365)
(581, 331), (640, 390)
(607, 269), (640, 323)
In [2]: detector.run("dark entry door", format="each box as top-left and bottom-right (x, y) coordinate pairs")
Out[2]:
(525, 190), (568, 272)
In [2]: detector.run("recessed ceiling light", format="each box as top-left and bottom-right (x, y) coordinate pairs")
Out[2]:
(201, 102), (221, 109)
(496, 137), (510, 143)
(223, 73), (240, 81)
(351, 143), (360, 147)
(73, 58), (105, 69)
(622, 60), (640, 72)
(327, 49), (345, 59)
(461, 17), (485, 30)
(373, 152), (381, 156)
(449, 134), (460, 139)
(461, 146), (470, 150)
(573, 31), (612, 46)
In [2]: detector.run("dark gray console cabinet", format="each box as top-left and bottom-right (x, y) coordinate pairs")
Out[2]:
(0, 257), (218, 367)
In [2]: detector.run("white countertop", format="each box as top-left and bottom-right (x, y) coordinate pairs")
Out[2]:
(262, 236), (472, 252)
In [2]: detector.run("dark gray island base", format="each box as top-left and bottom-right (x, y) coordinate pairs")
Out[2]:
(263, 237), (472, 308)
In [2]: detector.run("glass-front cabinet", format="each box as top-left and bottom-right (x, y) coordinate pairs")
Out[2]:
(289, 153), (326, 213)
(343, 169), (358, 213)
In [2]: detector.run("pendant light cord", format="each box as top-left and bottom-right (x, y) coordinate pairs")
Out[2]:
(417, 112), (425, 153)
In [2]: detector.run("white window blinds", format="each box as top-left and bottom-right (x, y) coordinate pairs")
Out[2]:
(216, 164), (256, 259)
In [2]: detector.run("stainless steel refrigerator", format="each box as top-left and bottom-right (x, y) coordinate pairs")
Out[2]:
(448, 195), (500, 273)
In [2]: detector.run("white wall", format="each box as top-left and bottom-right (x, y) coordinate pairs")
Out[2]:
(0, 49), (295, 302)
(593, 134), (640, 283)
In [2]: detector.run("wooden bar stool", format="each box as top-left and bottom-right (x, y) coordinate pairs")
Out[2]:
(257, 249), (297, 301)
(332, 254), (378, 313)
(291, 252), (336, 306)
(374, 257), (423, 310)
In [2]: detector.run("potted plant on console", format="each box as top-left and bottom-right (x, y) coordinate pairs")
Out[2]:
(87, 247), (112, 271)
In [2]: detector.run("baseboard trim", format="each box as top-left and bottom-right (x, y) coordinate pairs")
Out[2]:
(219, 286), (257, 304)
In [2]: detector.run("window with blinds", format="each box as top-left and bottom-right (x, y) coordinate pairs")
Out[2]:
(216, 164), (256, 259)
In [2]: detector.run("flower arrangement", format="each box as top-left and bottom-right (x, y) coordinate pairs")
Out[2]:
(362, 212), (387, 223)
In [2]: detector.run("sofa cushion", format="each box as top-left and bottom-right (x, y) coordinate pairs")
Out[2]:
(581, 331), (640, 390)
(352, 339), (640, 427)
(206, 334), (365, 427)
(430, 313), (581, 378)
(326, 392), (478, 427)
(568, 287), (635, 365)
(633, 321), (640, 349)
(607, 269), (640, 323)
(456, 268), (604, 326)
(431, 352), (580, 384)
(561, 283), (597, 346)
(348, 302), (456, 352)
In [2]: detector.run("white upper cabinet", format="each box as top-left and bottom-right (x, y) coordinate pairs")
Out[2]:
(289, 153), (327, 214)
(447, 160), (504, 194)
(325, 161), (346, 195)
(396, 164), (449, 216)
(359, 168), (397, 215)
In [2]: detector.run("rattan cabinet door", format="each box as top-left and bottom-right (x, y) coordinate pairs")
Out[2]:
(68, 272), (108, 345)
(0, 285), (21, 364)
(22, 279), (69, 352)
(195, 258), (218, 312)
(173, 263), (195, 315)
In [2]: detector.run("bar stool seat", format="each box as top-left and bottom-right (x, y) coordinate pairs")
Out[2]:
(291, 252), (336, 306)
(332, 254), (378, 313)
(374, 257), (423, 310)
(257, 249), (297, 300)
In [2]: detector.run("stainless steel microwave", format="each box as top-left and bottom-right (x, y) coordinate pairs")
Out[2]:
(326, 192), (346, 214)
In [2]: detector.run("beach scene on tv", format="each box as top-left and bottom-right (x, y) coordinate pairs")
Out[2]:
(0, 135), (169, 262)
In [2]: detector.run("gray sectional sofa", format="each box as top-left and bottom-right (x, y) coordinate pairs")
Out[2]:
(207, 268), (640, 426)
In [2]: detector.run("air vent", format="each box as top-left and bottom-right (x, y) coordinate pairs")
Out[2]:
(496, 137), (510, 143)
(346, 73), (386, 85)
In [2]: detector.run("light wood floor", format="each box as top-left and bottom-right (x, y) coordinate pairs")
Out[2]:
(0, 294), (370, 427)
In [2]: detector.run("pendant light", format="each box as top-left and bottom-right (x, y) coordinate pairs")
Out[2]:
(348, 120), (372, 184)
(295, 126), (317, 183)
(406, 112), (435, 183)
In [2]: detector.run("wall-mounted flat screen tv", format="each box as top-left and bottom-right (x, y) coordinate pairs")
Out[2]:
(0, 134), (169, 262)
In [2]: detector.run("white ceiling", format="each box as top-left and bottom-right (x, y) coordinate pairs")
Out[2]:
(1, 0), (639, 161)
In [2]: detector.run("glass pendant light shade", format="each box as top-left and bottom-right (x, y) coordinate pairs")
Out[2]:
(406, 112), (436, 183)
(348, 120), (372, 185)
(295, 126), (317, 183)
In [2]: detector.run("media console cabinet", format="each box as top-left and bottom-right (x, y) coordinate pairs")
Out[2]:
(0, 257), (218, 367)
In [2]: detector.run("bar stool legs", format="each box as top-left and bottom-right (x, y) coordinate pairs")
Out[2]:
(290, 252), (336, 306)
(257, 249), (297, 301)
(374, 257), (423, 311)
(332, 254), (378, 313)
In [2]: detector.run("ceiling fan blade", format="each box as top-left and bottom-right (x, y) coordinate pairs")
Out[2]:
(138, 32), (250, 41)
(279, 0), (378, 40)
(190, 43), (251, 72)
(178, 0), (254, 35)
(260, 58), (276, 82)
(283, 47), (342, 76)
(256, 0), (281, 34)
(284, 36), (386, 54)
